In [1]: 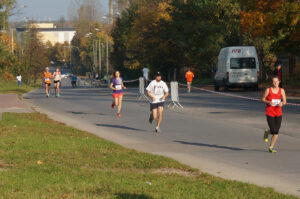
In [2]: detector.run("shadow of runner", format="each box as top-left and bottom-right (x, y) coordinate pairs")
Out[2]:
(96, 124), (148, 132)
(174, 140), (245, 151)
(116, 193), (153, 199)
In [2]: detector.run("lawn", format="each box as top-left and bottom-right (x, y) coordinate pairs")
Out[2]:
(0, 80), (37, 95)
(0, 112), (296, 199)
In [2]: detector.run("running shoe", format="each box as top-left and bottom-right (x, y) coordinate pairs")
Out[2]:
(155, 127), (161, 133)
(111, 103), (115, 109)
(57, 93), (60, 97)
(117, 113), (121, 118)
(269, 147), (277, 153)
(46, 94), (49, 98)
(264, 129), (269, 143)
(149, 114), (153, 124)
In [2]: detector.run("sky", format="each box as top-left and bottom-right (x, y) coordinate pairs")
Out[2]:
(10, 0), (108, 21)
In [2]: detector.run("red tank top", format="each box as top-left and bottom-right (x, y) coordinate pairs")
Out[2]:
(266, 87), (282, 117)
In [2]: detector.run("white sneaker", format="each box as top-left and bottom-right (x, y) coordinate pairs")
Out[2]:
(155, 127), (161, 133)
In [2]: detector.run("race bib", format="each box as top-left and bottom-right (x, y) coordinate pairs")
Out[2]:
(55, 76), (61, 81)
(272, 99), (281, 106)
(45, 78), (50, 82)
(154, 87), (163, 95)
(115, 85), (122, 90)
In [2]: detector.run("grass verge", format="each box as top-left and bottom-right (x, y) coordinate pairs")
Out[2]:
(0, 112), (296, 199)
(0, 80), (38, 95)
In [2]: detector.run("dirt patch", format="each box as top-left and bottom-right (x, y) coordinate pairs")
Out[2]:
(152, 168), (199, 177)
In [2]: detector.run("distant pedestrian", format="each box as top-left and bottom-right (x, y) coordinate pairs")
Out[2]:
(185, 68), (194, 93)
(262, 76), (286, 153)
(70, 75), (77, 88)
(142, 67), (149, 83)
(110, 71), (126, 118)
(53, 68), (62, 97)
(274, 60), (283, 87)
(43, 67), (52, 98)
(16, 75), (22, 86)
(146, 72), (169, 133)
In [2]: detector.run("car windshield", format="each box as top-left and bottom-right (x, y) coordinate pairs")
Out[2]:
(230, 57), (256, 69)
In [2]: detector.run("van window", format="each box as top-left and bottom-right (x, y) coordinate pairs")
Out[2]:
(230, 58), (256, 69)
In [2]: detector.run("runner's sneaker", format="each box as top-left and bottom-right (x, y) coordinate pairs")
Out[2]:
(149, 113), (153, 124)
(264, 129), (269, 143)
(155, 126), (161, 133)
(57, 93), (60, 97)
(46, 94), (49, 98)
(269, 147), (277, 153)
(117, 113), (121, 118)
(111, 103), (115, 109)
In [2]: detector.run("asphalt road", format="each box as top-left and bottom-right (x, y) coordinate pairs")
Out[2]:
(24, 79), (300, 197)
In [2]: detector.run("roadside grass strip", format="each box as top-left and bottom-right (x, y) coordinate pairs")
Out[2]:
(0, 81), (38, 95)
(0, 112), (297, 199)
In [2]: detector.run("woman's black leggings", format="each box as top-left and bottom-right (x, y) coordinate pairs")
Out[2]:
(267, 116), (282, 135)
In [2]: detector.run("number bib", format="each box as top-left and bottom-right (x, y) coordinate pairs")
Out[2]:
(115, 85), (122, 90)
(45, 78), (50, 82)
(272, 99), (281, 106)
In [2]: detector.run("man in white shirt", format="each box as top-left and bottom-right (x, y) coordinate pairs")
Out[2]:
(142, 67), (149, 82)
(146, 72), (169, 133)
(16, 75), (22, 86)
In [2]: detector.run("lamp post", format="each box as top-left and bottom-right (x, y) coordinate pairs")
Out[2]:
(63, 45), (79, 72)
(102, 16), (111, 87)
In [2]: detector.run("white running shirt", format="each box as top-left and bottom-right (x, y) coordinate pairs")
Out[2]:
(146, 80), (169, 104)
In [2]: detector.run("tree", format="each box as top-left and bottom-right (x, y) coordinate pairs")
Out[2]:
(22, 25), (49, 83)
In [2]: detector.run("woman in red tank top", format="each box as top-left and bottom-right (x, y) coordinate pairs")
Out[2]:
(262, 76), (286, 153)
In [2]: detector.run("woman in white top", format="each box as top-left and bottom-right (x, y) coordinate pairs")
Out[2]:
(53, 68), (62, 97)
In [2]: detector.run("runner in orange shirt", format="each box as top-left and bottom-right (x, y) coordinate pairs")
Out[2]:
(185, 68), (194, 93)
(43, 67), (52, 98)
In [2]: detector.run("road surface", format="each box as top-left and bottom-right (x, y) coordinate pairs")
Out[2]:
(24, 79), (300, 197)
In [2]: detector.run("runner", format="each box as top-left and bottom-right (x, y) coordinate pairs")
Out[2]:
(53, 68), (62, 97)
(262, 76), (286, 153)
(43, 67), (52, 98)
(185, 68), (194, 93)
(142, 67), (149, 84)
(146, 72), (169, 133)
(110, 71), (126, 117)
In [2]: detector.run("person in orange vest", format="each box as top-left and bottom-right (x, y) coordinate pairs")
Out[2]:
(43, 67), (52, 98)
(185, 67), (194, 93)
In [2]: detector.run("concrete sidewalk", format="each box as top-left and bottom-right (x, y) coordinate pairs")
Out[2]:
(0, 93), (33, 120)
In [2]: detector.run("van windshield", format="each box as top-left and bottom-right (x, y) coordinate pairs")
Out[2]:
(230, 58), (256, 69)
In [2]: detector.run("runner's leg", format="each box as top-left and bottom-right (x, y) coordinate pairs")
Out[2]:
(45, 84), (49, 96)
(57, 82), (60, 95)
(270, 116), (282, 148)
(117, 94), (123, 113)
(152, 108), (158, 121)
(157, 106), (164, 128)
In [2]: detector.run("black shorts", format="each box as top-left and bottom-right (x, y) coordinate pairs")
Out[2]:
(150, 102), (164, 111)
(266, 115), (282, 135)
(44, 83), (51, 86)
(54, 80), (60, 84)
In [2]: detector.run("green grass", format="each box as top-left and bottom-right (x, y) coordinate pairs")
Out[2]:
(0, 80), (37, 95)
(0, 113), (296, 199)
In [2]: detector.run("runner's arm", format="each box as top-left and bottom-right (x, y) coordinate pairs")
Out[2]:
(122, 82), (126, 90)
(261, 88), (271, 105)
(280, 89), (287, 106)
(162, 92), (169, 100)
(147, 90), (155, 101)
(110, 83), (116, 91)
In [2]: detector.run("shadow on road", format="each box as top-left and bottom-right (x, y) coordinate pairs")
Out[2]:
(174, 140), (245, 151)
(96, 123), (148, 133)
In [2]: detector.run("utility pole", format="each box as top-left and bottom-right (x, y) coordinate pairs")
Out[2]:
(99, 40), (102, 77)
(106, 35), (110, 87)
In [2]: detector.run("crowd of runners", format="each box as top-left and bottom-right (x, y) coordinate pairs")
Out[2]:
(41, 66), (289, 153)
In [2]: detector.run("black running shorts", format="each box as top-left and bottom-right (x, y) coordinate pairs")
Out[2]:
(150, 102), (164, 111)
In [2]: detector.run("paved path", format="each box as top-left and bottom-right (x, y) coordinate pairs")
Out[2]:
(0, 93), (33, 120)
(23, 79), (300, 197)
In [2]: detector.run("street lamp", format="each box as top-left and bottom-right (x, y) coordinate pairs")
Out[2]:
(63, 45), (79, 72)
(102, 16), (111, 87)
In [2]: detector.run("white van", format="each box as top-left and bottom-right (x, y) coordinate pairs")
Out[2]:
(214, 46), (260, 91)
